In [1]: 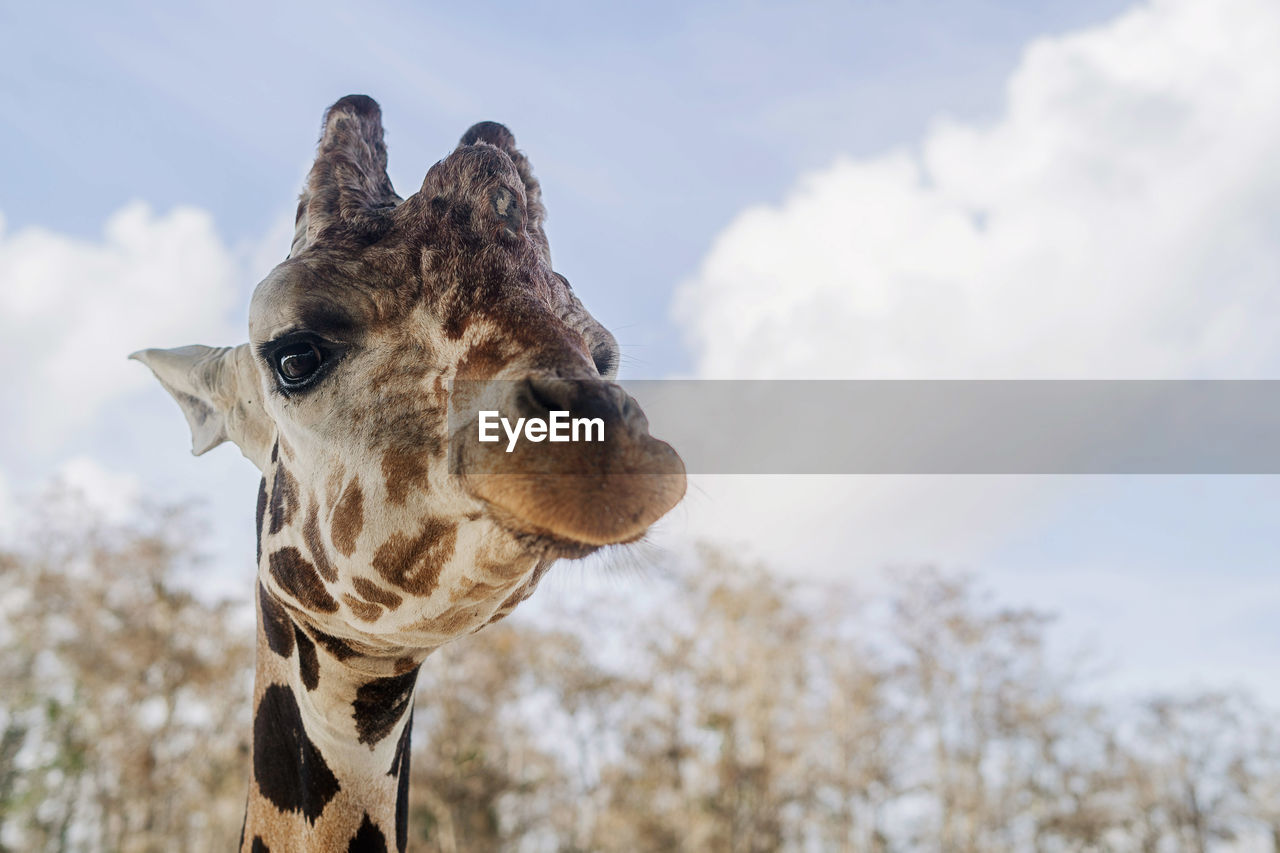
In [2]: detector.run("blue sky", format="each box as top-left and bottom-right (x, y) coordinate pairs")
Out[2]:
(2, 0), (1279, 703)
(2, 0), (1131, 373)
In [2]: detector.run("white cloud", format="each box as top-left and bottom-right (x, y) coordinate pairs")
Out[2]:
(652, 474), (1055, 580)
(669, 0), (1280, 585)
(0, 201), (243, 450)
(0, 203), (285, 603)
(677, 0), (1280, 380)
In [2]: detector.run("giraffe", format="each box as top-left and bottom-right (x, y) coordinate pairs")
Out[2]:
(131, 95), (685, 852)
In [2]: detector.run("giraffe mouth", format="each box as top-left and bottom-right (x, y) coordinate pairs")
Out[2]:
(461, 465), (686, 551)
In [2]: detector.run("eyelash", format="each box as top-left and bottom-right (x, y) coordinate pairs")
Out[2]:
(593, 348), (618, 376)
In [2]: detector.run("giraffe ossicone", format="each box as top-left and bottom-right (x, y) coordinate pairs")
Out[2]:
(131, 94), (685, 852)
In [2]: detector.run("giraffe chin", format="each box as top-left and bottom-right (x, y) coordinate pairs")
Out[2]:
(487, 510), (619, 560)
(471, 473), (686, 553)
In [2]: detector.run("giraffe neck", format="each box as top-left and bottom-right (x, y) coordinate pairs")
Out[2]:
(240, 581), (425, 853)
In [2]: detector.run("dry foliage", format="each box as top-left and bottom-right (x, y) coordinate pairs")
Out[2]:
(2, 499), (1279, 852)
(0, 490), (252, 852)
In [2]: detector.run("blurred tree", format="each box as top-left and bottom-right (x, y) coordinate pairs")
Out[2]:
(1232, 708), (1280, 851)
(888, 568), (1077, 852)
(584, 550), (818, 852)
(409, 624), (558, 852)
(3, 494), (1280, 852)
(0, 489), (252, 853)
(1123, 693), (1250, 853)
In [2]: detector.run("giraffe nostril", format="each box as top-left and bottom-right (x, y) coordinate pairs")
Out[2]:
(523, 377), (568, 414)
(516, 376), (635, 431)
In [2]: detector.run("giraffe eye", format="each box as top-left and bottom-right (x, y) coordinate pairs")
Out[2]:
(274, 341), (325, 387)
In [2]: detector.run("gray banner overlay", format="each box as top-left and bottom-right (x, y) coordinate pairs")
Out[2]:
(448, 381), (1280, 474)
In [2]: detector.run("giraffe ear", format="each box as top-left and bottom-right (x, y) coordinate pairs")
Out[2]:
(130, 344), (275, 471)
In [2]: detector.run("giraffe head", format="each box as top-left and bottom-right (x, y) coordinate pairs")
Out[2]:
(133, 95), (685, 649)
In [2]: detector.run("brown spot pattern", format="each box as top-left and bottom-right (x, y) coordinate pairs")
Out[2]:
(389, 710), (412, 852)
(269, 547), (338, 613)
(268, 465), (300, 535)
(456, 338), (511, 381)
(325, 466), (345, 511)
(393, 656), (419, 675)
(380, 449), (427, 504)
(255, 478), (267, 564)
(417, 603), (488, 636)
(309, 627), (360, 661)
(497, 585), (526, 611)
(342, 594), (382, 622)
(458, 579), (506, 603)
(302, 501), (338, 582)
(352, 577), (403, 610)
(371, 518), (457, 596)
(347, 814), (388, 853)
(495, 560), (552, 612)
(253, 684), (340, 822)
(259, 582), (295, 658)
(294, 626), (319, 691)
(524, 558), (554, 592)
(353, 668), (420, 746)
(331, 480), (364, 557)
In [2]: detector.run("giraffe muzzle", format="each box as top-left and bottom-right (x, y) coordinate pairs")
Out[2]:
(451, 376), (686, 548)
